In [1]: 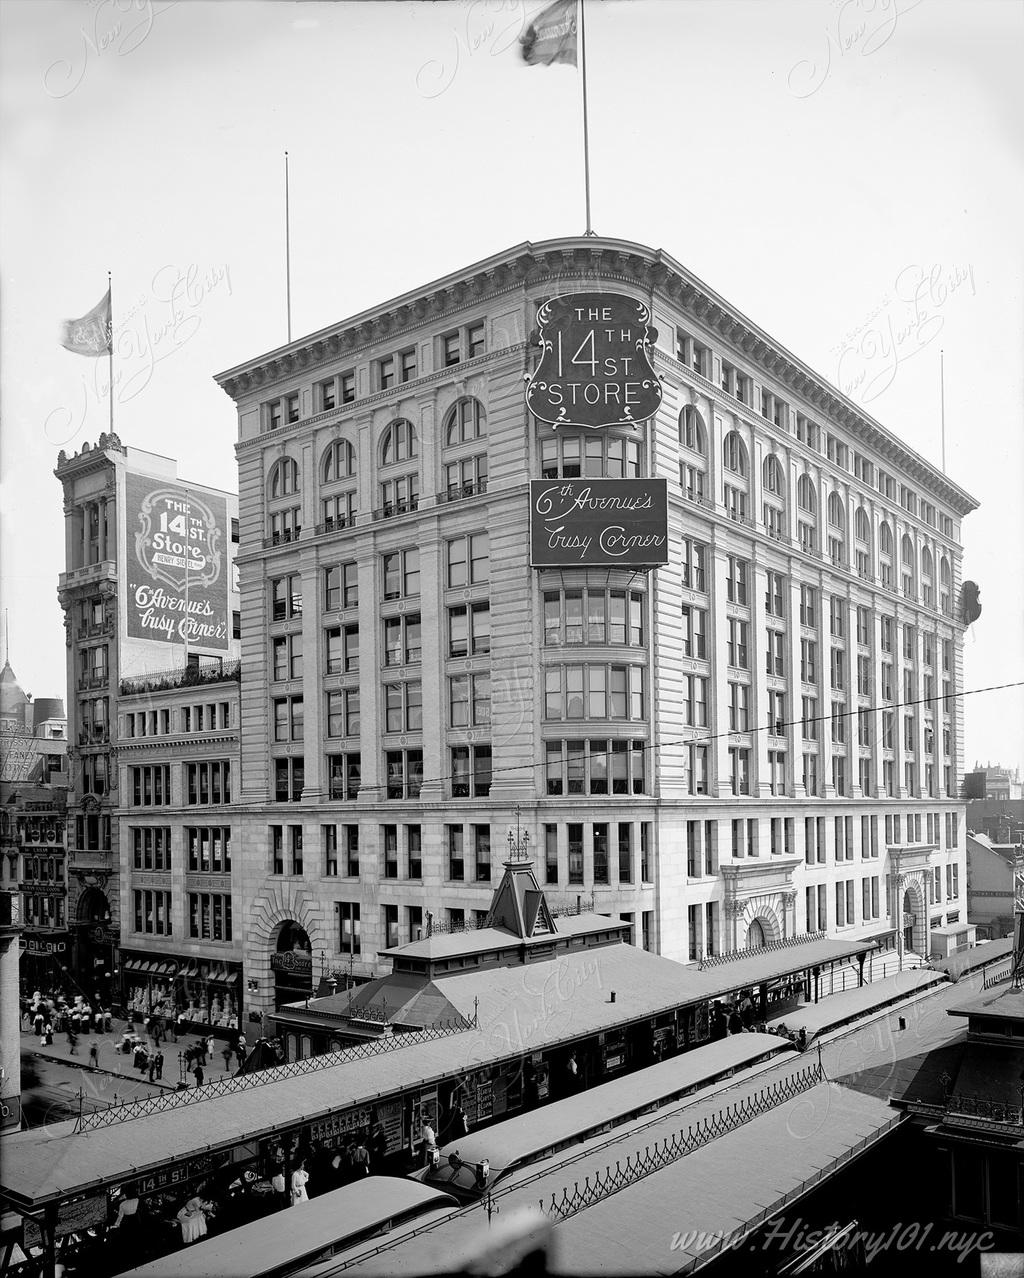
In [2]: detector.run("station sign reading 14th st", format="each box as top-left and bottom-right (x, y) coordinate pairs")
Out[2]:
(526, 292), (663, 430)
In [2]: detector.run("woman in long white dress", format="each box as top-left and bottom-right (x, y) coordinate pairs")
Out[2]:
(176, 1197), (211, 1244)
(291, 1162), (310, 1206)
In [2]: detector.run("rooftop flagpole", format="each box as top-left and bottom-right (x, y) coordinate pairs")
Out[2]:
(107, 270), (114, 432)
(579, 0), (593, 235)
(285, 151), (292, 343)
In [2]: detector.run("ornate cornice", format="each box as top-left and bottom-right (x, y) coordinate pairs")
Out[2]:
(214, 235), (978, 517)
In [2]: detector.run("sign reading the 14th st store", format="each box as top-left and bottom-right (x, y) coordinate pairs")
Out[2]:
(526, 292), (662, 429)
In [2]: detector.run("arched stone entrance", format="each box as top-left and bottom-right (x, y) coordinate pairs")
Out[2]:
(746, 919), (767, 949)
(74, 885), (114, 999)
(897, 874), (928, 957)
(273, 920), (313, 1008)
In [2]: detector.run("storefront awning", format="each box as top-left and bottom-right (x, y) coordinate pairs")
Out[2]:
(122, 957), (147, 973)
(181, 961), (199, 978)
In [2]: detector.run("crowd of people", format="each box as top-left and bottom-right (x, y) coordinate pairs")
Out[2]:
(711, 989), (810, 1051)
(23, 990), (114, 1055)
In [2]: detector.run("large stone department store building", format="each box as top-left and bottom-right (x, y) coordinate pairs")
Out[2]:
(214, 234), (975, 1018)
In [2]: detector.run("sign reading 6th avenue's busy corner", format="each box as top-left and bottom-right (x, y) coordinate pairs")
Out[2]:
(530, 479), (669, 568)
(526, 292), (662, 429)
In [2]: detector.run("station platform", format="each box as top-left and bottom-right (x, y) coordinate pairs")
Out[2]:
(765, 964), (946, 1041)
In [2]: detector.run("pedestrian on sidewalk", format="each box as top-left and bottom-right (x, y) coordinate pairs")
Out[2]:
(195, 1037), (207, 1067)
(94, 1008), (104, 1034)
(154, 1050), (164, 1080)
(192, 1063), (204, 1087)
(103, 1007), (112, 1032)
(67, 1029), (78, 1056)
(221, 1042), (234, 1072)
(205, 1034), (215, 1065)
(41, 1021), (53, 1047)
(89, 1042), (99, 1068)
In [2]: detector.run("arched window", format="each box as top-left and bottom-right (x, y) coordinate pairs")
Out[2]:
(900, 534), (916, 598)
(762, 455), (784, 496)
(746, 919), (767, 950)
(879, 521), (893, 556)
(939, 556), (952, 616)
(827, 492), (845, 528)
(321, 438), (355, 484)
(444, 398), (486, 447)
(920, 546), (935, 606)
(761, 455), (786, 541)
(796, 475), (817, 554)
(380, 419), (417, 466)
(921, 547), (933, 579)
(723, 431), (748, 477)
(797, 474), (816, 514)
(855, 507), (871, 543)
(269, 457), (299, 499)
(678, 406), (707, 454)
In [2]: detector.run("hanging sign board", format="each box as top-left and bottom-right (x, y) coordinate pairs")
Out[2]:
(526, 292), (662, 429)
(530, 479), (669, 567)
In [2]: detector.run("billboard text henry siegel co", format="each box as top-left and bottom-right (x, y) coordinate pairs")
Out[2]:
(530, 480), (669, 567)
(124, 473), (230, 651)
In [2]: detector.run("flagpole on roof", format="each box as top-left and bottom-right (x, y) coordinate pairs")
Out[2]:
(107, 270), (114, 432)
(580, 0), (593, 235)
(285, 151), (292, 343)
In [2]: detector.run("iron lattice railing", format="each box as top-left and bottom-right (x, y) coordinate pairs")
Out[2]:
(539, 1062), (825, 1222)
(947, 1093), (1023, 1125)
(119, 659), (241, 696)
(982, 965), (1011, 990)
(698, 932), (826, 971)
(72, 1014), (476, 1133)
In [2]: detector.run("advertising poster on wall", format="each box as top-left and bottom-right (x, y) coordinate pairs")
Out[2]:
(124, 473), (229, 651)
(530, 479), (669, 567)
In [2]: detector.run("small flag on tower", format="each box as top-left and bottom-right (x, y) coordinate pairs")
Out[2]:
(59, 288), (112, 357)
(520, 0), (578, 67)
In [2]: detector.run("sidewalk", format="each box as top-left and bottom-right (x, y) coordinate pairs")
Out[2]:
(22, 1017), (241, 1091)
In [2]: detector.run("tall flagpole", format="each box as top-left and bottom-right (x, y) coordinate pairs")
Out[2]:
(579, 0), (593, 235)
(183, 488), (191, 670)
(285, 151), (293, 342)
(939, 348), (946, 473)
(107, 270), (114, 432)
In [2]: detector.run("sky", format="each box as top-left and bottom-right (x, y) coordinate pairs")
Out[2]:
(1, 0), (1022, 772)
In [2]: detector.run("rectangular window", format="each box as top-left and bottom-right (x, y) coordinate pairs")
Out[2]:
(474, 824), (491, 882)
(448, 602), (490, 657)
(593, 823), (609, 884)
(385, 749), (423, 800)
(568, 823), (584, 884)
(323, 825), (338, 876)
(681, 537), (707, 591)
(447, 825), (465, 880)
(339, 902), (361, 955)
(271, 574), (302, 620)
(324, 562), (358, 611)
(545, 824), (558, 884)
(382, 549), (420, 600)
(290, 825), (303, 875)
(446, 534), (489, 588)
(726, 555), (749, 605)
(382, 824), (399, 879)
(681, 605), (708, 659)
(407, 825), (422, 879)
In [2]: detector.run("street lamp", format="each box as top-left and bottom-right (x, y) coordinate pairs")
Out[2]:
(507, 806), (530, 862)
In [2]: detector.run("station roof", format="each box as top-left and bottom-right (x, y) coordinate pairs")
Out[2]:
(937, 936), (1013, 980)
(326, 1082), (901, 1276)
(0, 935), (881, 1212)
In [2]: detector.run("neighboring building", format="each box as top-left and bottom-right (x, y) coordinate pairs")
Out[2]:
(966, 831), (1019, 941)
(54, 433), (240, 1012)
(0, 891), (24, 1132)
(965, 796), (1024, 845)
(214, 234), (976, 1020)
(963, 762), (1022, 801)
(0, 660), (70, 991)
(896, 985), (1024, 1244)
